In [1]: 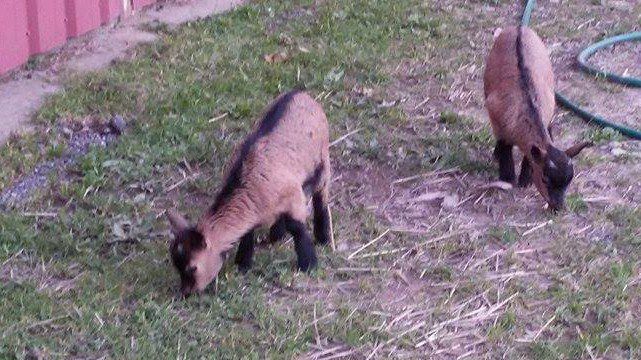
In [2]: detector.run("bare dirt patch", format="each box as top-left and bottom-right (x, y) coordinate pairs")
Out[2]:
(0, 79), (58, 142)
(0, 116), (124, 209)
(590, 40), (641, 78)
(147, 0), (245, 26)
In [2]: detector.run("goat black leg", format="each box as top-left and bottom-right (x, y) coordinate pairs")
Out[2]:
(235, 230), (255, 273)
(312, 191), (331, 245)
(494, 139), (515, 183)
(268, 216), (287, 243)
(283, 214), (317, 271)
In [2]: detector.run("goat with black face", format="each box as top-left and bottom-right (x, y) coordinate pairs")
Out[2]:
(484, 26), (591, 210)
(168, 90), (332, 297)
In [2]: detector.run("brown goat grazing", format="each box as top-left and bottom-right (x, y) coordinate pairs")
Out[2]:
(484, 26), (591, 210)
(167, 90), (332, 297)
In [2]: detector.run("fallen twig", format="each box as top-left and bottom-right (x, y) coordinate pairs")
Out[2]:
(478, 181), (513, 192)
(328, 205), (336, 252)
(21, 212), (58, 218)
(313, 304), (321, 346)
(319, 349), (356, 360)
(533, 314), (556, 342)
(330, 128), (362, 147)
(353, 248), (407, 259)
(366, 343), (382, 360)
(456, 350), (476, 360)
(293, 311), (336, 341)
(164, 172), (200, 193)
(583, 196), (614, 203)
(334, 267), (387, 273)
(208, 112), (228, 123)
(310, 346), (343, 359)
(348, 229), (390, 259)
(1, 249), (24, 267)
(417, 231), (463, 248)
(522, 220), (551, 236)
(485, 271), (534, 281)
(413, 97), (430, 110)
(428, 292), (519, 334)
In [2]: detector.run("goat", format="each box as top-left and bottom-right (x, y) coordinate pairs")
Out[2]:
(167, 90), (332, 296)
(484, 26), (591, 210)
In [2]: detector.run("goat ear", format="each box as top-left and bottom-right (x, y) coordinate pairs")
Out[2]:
(167, 210), (189, 236)
(565, 141), (593, 158)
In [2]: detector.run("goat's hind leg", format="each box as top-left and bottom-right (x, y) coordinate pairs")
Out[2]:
(283, 214), (317, 271)
(268, 217), (287, 243)
(312, 184), (331, 246)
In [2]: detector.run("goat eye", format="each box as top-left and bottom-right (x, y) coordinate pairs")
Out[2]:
(187, 266), (197, 275)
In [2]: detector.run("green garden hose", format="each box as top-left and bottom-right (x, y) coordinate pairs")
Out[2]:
(521, 0), (641, 140)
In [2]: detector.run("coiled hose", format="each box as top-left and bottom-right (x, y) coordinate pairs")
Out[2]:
(521, 0), (641, 139)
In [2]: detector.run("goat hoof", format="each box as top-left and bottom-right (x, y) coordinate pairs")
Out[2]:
(236, 262), (252, 274)
(297, 257), (318, 272)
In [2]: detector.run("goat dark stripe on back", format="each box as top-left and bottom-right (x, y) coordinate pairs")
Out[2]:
(515, 27), (547, 139)
(207, 90), (302, 215)
(256, 90), (301, 136)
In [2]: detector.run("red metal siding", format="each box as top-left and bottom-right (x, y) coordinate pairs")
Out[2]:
(100, 0), (123, 24)
(65, 0), (102, 37)
(0, 1), (29, 74)
(27, 0), (67, 54)
(1, 0), (159, 75)
(132, 0), (156, 10)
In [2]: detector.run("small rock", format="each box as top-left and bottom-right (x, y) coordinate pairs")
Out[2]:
(442, 194), (460, 209)
(109, 115), (126, 135)
(378, 99), (397, 108)
(133, 193), (146, 203)
(609, 0), (632, 11)
(263, 52), (289, 64)
(414, 191), (447, 203)
(611, 148), (627, 156)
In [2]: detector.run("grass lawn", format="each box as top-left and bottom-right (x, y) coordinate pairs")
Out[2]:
(1, 0), (640, 358)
